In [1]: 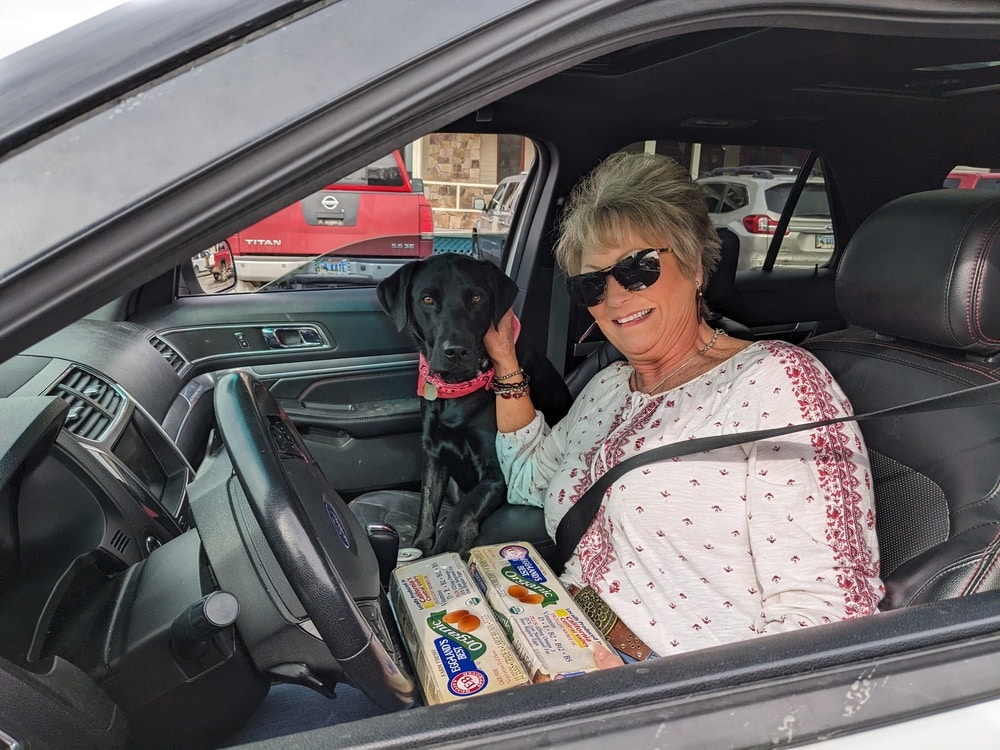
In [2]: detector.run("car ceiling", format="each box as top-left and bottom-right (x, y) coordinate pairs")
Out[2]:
(449, 25), (1000, 224)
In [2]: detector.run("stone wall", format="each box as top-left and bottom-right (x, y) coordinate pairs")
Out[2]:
(422, 133), (499, 231)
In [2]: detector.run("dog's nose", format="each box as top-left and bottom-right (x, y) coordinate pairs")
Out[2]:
(442, 343), (469, 361)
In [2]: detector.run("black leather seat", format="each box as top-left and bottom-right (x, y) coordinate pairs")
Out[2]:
(804, 189), (1000, 610)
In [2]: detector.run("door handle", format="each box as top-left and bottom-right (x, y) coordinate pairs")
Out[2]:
(260, 325), (327, 349)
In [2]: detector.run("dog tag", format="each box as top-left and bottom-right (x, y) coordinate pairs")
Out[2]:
(422, 382), (438, 400)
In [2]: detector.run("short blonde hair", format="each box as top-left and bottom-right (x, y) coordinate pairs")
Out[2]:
(554, 152), (721, 287)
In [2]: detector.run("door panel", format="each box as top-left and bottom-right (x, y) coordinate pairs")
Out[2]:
(131, 286), (423, 496)
(269, 366), (421, 495)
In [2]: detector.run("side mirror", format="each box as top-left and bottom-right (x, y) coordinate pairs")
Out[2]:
(183, 241), (239, 295)
(411, 177), (424, 194)
(473, 197), (486, 211)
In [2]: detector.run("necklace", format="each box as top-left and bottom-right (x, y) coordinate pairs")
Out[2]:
(632, 327), (724, 394)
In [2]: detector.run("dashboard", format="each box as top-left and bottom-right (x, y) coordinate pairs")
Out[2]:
(0, 299), (424, 748)
(0, 318), (216, 666)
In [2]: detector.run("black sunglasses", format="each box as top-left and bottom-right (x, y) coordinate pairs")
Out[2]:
(565, 247), (671, 307)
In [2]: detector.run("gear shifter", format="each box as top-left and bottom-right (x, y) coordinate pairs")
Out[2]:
(366, 523), (400, 589)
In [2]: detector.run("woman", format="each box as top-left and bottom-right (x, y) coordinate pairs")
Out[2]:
(483, 152), (883, 661)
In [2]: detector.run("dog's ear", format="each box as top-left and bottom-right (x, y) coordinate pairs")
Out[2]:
(377, 261), (419, 332)
(485, 261), (520, 327)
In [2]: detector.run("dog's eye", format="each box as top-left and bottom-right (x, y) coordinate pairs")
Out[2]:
(421, 295), (435, 306)
(470, 294), (483, 304)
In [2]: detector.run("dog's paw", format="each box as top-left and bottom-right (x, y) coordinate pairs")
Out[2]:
(412, 534), (435, 557)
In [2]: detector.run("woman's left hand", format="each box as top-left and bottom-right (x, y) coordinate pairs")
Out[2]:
(484, 308), (519, 371)
(590, 642), (625, 669)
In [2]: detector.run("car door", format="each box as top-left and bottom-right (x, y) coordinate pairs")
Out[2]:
(129, 277), (425, 498)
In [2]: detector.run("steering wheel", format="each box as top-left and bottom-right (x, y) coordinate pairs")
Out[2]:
(213, 370), (417, 710)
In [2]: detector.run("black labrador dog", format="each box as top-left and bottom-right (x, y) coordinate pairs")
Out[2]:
(377, 253), (572, 558)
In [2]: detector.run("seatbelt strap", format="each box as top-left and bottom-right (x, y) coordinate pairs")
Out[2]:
(553, 379), (1000, 574)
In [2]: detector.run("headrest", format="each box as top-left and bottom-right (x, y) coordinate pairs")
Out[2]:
(837, 189), (1000, 355)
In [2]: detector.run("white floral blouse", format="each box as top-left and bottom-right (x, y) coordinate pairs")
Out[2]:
(498, 340), (884, 656)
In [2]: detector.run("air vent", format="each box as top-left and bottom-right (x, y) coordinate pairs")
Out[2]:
(48, 367), (124, 441)
(110, 529), (131, 555)
(150, 336), (187, 375)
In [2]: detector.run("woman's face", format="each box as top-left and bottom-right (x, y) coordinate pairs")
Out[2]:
(579, 229), (700, 365)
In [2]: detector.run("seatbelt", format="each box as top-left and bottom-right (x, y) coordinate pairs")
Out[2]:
(553, 379), (1000, 574)
(547, 262), (571, 377)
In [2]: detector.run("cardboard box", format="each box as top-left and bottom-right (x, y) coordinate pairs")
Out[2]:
(389, 552), (530, 704)
(468, 542), (613, 682)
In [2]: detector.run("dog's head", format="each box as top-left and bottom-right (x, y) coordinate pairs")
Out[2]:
(377, 254), (519, 382)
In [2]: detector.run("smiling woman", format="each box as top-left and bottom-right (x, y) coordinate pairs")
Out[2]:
(4, 2), (1000, 750)
(485, 152), (882, 663)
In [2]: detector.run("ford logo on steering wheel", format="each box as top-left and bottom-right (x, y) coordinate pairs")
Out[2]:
(324, 502), (352, 549)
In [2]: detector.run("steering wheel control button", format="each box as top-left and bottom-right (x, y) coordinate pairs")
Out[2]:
(269, 419), (305, 459)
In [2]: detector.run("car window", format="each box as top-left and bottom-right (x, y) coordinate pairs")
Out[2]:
(335, 153), (406, 188)
(183, 131), (534, 294)
(719, 184), (749, 212)
(499, 180), (523, 212)
(764, 183), (829, 217)
(701, 182), (726, 213)
(621, 141), (834, 270)
(485, 183), (508, 212)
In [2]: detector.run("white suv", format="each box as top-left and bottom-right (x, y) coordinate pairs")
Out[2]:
(471, 172), (527, 267)
(697, 166), (834, 270)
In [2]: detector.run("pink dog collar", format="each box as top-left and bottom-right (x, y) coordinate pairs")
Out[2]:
(417, 356), (494, 400)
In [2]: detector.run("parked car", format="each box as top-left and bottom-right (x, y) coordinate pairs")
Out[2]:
(697, 166), (833, 270)
(471, 172), (527, 266)
(207, 242), (233, 281)
(190, 249), (212, 276)
(4, 3), (1000, 750)
(227, 150), (434, 285)
(943, 170), (1000, 190)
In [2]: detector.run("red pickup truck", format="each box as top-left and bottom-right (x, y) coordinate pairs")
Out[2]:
(943, 171), (1000, 190)
(227, 150), (434, 285)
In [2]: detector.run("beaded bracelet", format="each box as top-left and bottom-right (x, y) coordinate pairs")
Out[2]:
(495, 368), (526, 382)
(496, 384), (531, 399)
(492, 372), (531, 399)
(492, 372), (530, 390)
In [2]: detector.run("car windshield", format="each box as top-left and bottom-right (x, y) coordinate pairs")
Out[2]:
(255, 238), (426, 292)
